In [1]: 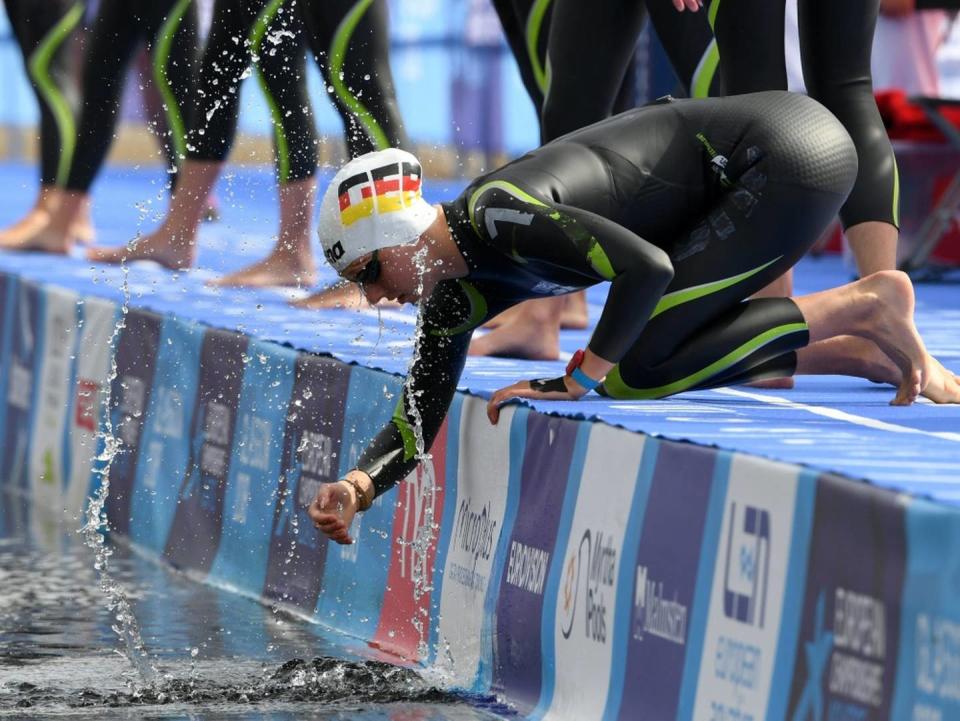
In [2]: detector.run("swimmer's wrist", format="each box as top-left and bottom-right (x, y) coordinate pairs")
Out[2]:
(341, 470), (374, 512)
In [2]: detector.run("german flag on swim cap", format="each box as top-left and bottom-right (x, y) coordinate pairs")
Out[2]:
(318, 148), (438, 273)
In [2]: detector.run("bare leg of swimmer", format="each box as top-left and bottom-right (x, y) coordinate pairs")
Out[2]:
(792, 270), (955, 405)
(86, 160), (220, 269)
(469, 295), (563, 360)
(211, 176), (318, 288)
(0, 187), (90, 253)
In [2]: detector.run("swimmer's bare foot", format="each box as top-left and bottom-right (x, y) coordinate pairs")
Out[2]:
(292, 281), (365, 310)
(87, 224), (196, 269)
(485, 292), (589, 330)
(853, 271), (931, 406)
(922, 356), (960, 404)
(211, 246), (317, 288)
(560, 291), (589, 330)
(469, 315), (561, 360)
(0, 206), (51, 245)
(0, 223), (74, 254)
(745, 377), (795, 390)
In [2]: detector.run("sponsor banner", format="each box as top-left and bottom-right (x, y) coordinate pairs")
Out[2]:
(127, 317), (203, 554)
(491, 411), (581, 713)
(209, 339), (298, 594)
(433, 396), (518, 690)
(786, 474), (906, 721)
(0, 280), (43, 492)
(0, 274), (17, 471)
(371, 412), (450, 663)
(315, 366), (402, 638)
(263, 354), (351, 612)
(892, 497), (960, 721)
(685, 454), (812, 721)
(611, 440), (718, 721)
(540, 423), (650, 721)
(65, 296), (119, 520)
(163, 329), (248, 573)
(104, 308), (163, 536)
(29, 287), (80, 510)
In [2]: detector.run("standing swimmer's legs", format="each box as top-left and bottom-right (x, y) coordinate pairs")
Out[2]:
(473, 0), (646, 357)
(0, 1), (86, 245)
(798, 0), (898, 276)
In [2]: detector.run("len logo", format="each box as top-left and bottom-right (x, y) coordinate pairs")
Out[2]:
(723, 502), (770, 628)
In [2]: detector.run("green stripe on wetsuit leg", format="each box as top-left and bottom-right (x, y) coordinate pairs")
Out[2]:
(601, 321), (808, 400)
(650, 256), (781, 320)
(153, 0), (193, 161)
(525, 0), (553, 97)
(691, 39), (719, 99)
(331, 0), (390, 151)
(892, 156), (900, 228)
(250, 0), (292, 183)
(28, 2), (84, 186)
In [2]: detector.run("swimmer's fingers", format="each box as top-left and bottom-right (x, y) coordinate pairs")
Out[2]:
(487, 378), (579, 424)
(672, 0), (701, 11)
(308, 483), (356, 544)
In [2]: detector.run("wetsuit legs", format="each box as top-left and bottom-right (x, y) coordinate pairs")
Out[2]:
(298, 0), (409, 155)
(188, 0), (318, 184)
(3, 0), (83, 187)
(603, 163), (849, 399)
(711, 0), (898, 229)
(65, 0), (198, 193)
(539, 1), (646, 141)
(797, 0), (897, 228)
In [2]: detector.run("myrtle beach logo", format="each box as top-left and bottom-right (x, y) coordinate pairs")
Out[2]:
(560, 529), (617, 644)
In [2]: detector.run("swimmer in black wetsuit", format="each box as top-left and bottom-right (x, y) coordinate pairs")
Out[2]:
(0, 1), (85, 246)
(307, 91), (960, 544)
(0, 0), (199, 255)
(86, 0), (410, 295)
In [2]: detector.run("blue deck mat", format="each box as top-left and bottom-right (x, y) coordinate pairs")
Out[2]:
(1, 163), (958, 502)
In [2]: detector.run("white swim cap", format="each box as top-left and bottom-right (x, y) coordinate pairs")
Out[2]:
(317, 148), (438, 274)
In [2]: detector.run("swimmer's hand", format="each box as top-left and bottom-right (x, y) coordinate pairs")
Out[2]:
(487, 375), (587, 425)
(671, 0), (702, 11)
(308, 478), (363, 544)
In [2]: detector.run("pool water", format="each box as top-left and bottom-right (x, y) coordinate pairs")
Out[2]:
(0, 491), (506, 721)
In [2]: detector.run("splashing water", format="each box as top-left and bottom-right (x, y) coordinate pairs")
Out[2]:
(77, 260), (161, 689)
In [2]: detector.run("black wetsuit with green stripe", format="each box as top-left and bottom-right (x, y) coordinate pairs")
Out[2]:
(356, 91), (858, 498)
(709, 0), (898, 229)
(65, 0), (198, 192)
(3, 0), (84, 187)
(188, 0), (319, 183)
(189, 0), (407, 181)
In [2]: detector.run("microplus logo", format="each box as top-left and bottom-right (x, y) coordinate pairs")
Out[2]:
(560, 529), (617, 644)
(633, 565), (688, 645)
(454, 497), (497, 564)
(723, 502), (771, 628)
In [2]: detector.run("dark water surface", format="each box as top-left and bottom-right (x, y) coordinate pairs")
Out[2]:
(0, 493), (506, 721)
